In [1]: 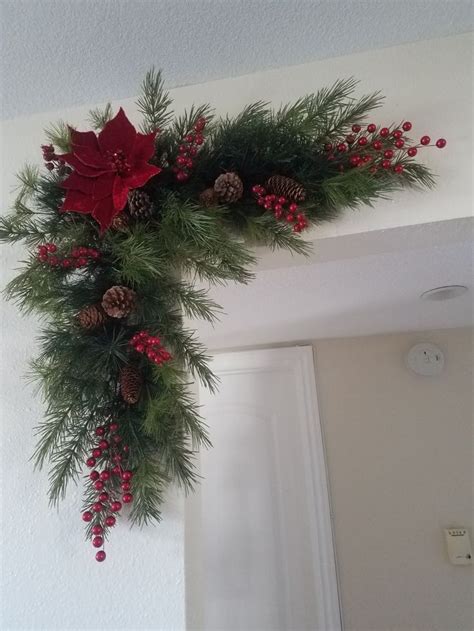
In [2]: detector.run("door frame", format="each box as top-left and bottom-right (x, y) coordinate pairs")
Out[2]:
(185, 345), (342, 630)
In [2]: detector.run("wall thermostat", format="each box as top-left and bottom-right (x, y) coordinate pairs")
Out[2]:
(406, 343), (444, 376)
(444, 528), (472, 565)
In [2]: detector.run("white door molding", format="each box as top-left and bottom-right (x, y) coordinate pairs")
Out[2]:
(186, 345), (342, 631)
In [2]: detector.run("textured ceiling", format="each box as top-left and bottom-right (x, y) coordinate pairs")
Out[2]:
(1, 0), (472, 119)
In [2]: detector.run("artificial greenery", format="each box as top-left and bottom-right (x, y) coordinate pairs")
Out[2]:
(1, 70), (436, 556)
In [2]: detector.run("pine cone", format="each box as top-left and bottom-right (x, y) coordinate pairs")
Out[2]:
(214, 172), (244, 203)
(128, 189), (154, 219)
(199, 187), (219, 207)
(265, 175), (306, 202)
(101, 286), (137, 319)
(77, 304), (107, 330)
(120, 365), (143, 405)
(111, 213), (129, 232)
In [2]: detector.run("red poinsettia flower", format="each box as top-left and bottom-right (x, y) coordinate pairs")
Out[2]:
(59, 108), (161, 231)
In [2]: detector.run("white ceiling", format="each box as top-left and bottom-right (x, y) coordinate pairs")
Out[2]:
(192, 232), (473, 349)
(1, 0), (472, 119)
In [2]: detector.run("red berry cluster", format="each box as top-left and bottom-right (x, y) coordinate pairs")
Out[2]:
(41, 144), (71, 176)
(324, 122), (446, 175)
(130, 331), (172, 365)
(82, 421), (134, 562)
(173, 117), (207, 182)
(252, 185), (309, 233)
(36, 244), (100, 269)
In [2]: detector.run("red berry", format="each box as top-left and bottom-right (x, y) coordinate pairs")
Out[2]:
(111, 501), (122, 512)
(402, 121), (412, 132)
(49, 256), (59, 266)
(112, 434), (122, 444)
(135, 343), (145, 353)
(336, 143), (347, 152)
(394, 164), (404, 173)
(86, 457), (96, 468)
(61, 258), (72, 268)
(105, 515), (116, 527)
(392, 129), (402, 139)
(289, 203), (298, 213)
(121, 481), (131, 491)
(95, 426), (105, 437)
(407, 147), (417, 157)
(178, 144), (187, 153)
(45, 162), (54, 171)
(95, 550), (106, 562)
(384, 149), (394, 159)
(109, 422), (119, 433)
(82, 511), (93, 522)
(381, 159), (392, 169)
(380, 127), (390, 138)
(122, 445), (129, 454)
(367, 124), (377, 133)
(121, 470), (133, 481)
(99, 470), (111, 481)
(46, 244), (57, 253)
(92, 525), (103, 535)
(194, 134), (204, 145)
(92, 535), (104, 548)
(94, 480), (104, 491)
(436, 138), (447, 148)
(358, 137), (368, 146)
(113, 454), (122, 464)
(98, 440), (109, 450)
(92, 448), (102, 458)
(122, 493), (133, 504)
(90, 470), (100, 481)
(345, 134), (355, 144)
(372, 140), (382, 150)
(77, 257), (88, 267)
(98, 492), (109, 502)
(184, 134), (194, 143)
(176, 155), (187, 166)
(420, 135), (430, 145)
(38, 253), (48, 262)
(351, 124), (361, 132)
(176, 171), (189, 182)
(92, 502), (104, 513)
(112, 465), (121, 475)
(349, 155), (361, 166)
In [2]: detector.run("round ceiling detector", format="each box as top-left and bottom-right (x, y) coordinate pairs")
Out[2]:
(420, 285), (468, 301)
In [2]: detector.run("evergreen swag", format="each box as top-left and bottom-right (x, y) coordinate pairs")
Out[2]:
(1, 70), (445, 562)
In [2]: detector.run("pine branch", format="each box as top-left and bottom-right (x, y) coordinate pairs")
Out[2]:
(137, 68), (173, 133)
(44, 120), (72, 153)
(88, 103), (113, 130)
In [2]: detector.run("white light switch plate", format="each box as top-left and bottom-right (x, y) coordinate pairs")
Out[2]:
(444, 528), (472, 565)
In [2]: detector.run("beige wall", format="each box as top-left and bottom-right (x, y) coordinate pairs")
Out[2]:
(314, 328), (473, 631)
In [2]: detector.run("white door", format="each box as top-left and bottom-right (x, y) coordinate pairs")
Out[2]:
(186, 346), (341, 631)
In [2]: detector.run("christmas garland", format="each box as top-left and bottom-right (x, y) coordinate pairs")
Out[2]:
(1, 70), (446, 562)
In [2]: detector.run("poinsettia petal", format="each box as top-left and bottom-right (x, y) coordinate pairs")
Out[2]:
(92, 196), (119, 232)
(93, 173), (116, 200)
(98, 108), (136, 157)
(123, 163), (161, 189)
(60, 153), (110, 177)
(72, 145), (110, 170)
(113, 177), (130, 211)
(61, 172), (95, 195)
(70, 128), (99, 151)
(60, 189), (96, 214)
(131, 132), (157, 163)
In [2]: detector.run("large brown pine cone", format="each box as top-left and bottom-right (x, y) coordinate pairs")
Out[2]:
(265, 175), (306, 202)
(128, 189), (154, 219)
(77, 304), (107, 330)
(120, 365), (143, 405)
(214, 172), (244, 203)
(101, 286), (137, 319)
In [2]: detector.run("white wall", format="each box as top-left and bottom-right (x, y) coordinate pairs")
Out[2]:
(0, 33), (471, 630)
(314, 328), (473, 631)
